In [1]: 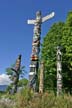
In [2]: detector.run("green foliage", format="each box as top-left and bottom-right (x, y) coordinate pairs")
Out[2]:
(6, 64), (26, 79)
(41, 11), (72, 93)
(6, 68), (13, 76)
(66, 11), (72, 26)
(62, 27), (72, 93)
(41, 22), (64, 91)
(18, 78), (28, 87)
(6, 63), (26, 93)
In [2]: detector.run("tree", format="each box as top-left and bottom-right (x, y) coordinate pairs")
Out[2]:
(41, 11), (72, 94)
(61, 11), (72, 93)
(41, 22), (64, 92)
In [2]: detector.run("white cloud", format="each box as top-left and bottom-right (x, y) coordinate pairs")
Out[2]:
(0, 74), (11, 85)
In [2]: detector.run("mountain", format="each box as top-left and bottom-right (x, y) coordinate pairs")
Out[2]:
(0, 85), (8, 91)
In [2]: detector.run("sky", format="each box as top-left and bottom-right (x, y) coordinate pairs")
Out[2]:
(0, 0), (72, 85)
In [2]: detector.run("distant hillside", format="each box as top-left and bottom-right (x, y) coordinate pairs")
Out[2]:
(0, 85), (8, 91)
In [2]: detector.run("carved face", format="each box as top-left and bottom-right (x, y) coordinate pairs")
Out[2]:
(36, 11), (41, 17)
(36, 11), (41, 20)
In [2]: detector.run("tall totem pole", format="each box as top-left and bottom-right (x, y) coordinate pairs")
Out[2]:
(39, 61), (44, 93)
(11, 54), (21, 93)
(27, 11), (55, 91)
(57, 46), (62, 96)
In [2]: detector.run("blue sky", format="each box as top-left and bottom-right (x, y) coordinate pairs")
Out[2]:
(0, 0), (72, 79)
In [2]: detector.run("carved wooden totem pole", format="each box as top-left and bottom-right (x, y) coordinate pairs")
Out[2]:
(39, 61), (44, 93)
(57, 46), (62, 96)
(11, 54), (21, 93)
(27, 11), (55, 91)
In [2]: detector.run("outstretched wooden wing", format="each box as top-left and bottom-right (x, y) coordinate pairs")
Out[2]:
(42, 12), (55, 23)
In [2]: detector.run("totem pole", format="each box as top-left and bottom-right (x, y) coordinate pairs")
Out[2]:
(57, 46), (62, 96)
(11, 54), (21, 93)
(27, 11), (55, 91)
(39, 61), (44, 93)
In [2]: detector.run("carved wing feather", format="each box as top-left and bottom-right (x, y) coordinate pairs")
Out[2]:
(27, 19), (36, 24)
(42, 12), (55, 22)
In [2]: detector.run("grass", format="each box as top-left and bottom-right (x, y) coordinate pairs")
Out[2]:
(0, 89), (72, 108)
(15, 89), (72, 108)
